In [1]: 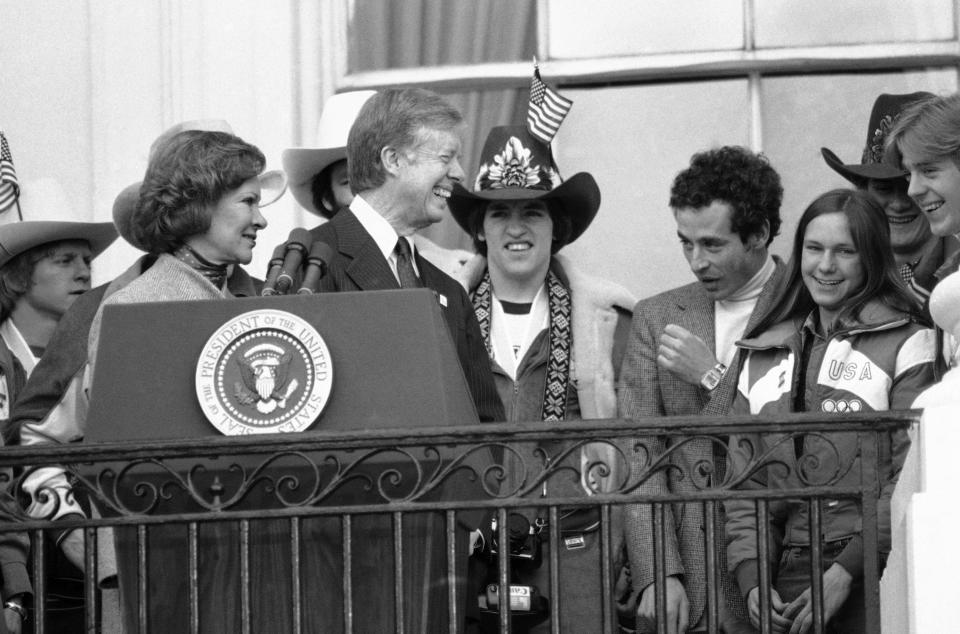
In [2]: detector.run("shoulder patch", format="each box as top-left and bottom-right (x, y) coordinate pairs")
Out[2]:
(741, 352), (795, 414)
(895, 328), (937, 378)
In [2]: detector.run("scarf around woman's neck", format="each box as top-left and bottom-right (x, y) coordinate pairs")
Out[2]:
(173, 243), (228, 290)
(473, 268), (572, 421)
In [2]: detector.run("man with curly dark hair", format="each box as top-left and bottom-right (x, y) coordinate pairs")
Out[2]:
(617, 146), (785, 633)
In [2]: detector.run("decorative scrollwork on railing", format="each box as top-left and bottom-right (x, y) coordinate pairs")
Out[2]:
(0, 425), (871, 525)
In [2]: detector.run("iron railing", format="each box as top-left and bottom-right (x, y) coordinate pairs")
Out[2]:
(0, 410), (916, 633)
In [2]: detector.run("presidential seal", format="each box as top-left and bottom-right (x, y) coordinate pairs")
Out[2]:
(195, 309), (333, 435)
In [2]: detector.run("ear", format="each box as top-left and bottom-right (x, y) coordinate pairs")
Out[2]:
(746, 220), (770, 250)
(380, 145), (404, 177)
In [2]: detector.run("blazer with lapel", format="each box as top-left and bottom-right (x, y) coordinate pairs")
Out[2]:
(302, 210), (504, 632)
(310, 209), (504, 423)
(617, 258), (785, 625)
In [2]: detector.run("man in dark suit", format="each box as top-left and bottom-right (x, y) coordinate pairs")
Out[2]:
(310, 87), (502, 424)
(618, 146), (785, 634)
(302, 87), (503, 633)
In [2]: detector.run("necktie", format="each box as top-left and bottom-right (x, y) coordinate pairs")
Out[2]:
(395, 238), (421, 288)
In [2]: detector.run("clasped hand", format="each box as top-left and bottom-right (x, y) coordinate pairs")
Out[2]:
(746, 563), (854, 634)
(657, 324), (717, 386)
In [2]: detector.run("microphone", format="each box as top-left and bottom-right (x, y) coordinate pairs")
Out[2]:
(260, 244), (286, 296)
(275, 228), (313, 295)
(297, 242), (335, 294)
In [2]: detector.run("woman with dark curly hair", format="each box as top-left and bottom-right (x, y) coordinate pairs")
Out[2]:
(75, 128), (270, 631)
(725, 189), (937, 633)
(128, 130), (267, 267)
(87, 129), (268, 358)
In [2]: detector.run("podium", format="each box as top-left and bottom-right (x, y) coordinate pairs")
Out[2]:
(85, 290), (489, 633)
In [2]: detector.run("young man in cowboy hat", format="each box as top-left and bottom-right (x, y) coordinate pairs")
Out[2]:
(0, 219), (117, 409)
(283, 90), (377, 220)
(449, 124), (635, 632)
(618, 146), (785, 634)
(886, 91), (960, 369)
(821, 92), (941, 290)
(0, 211), (117, 633)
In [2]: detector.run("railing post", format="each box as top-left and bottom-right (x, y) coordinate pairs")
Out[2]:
(808, 498), (824, 634)
(446, 510), (458, 634)
(861, 430), (882, 633)
(342, 514), (353, 633)
(703, 499), (719, 633)
(654, 502), (666, 634)
(33, 528), (46, 634)
(548, 504), (560, 634)
(600, 503), (614, 634)
(497, 507), (511, 634)
(756, 499), (772, 634)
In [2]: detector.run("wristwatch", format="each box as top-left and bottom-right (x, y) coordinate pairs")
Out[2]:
(699, 362), (727, 391)
(4, 596), (27, 624)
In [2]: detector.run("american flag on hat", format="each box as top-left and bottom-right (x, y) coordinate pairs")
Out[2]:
(0, 131), (21, 219)
(526, 59), (573, 144)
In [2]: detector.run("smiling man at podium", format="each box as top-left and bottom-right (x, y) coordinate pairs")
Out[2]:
(307, 88), (503, 426)
(294, 87), (504, 633)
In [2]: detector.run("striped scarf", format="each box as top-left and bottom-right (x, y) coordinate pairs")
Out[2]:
(472, 269), (572, 421)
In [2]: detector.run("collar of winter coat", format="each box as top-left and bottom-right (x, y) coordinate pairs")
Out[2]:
(738, 299), (913, 351)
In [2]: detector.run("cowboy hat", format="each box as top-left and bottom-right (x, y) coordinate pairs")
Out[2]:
(113, 120), (288, 251)
(281, 90), (377, 217)
(449, 125), (600, 247)
(821, 92), (935, 183)
(0, 220), (118, 269)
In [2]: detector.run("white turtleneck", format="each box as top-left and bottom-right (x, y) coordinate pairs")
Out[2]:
(714, 255), (775, 367)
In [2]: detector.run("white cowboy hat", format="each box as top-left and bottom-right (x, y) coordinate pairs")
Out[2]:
(282, 90), (377, 217)
(0, 219), (118, 269)
(113, 120), (287, 251)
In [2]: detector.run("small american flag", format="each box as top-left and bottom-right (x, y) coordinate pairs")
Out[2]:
(527, 62), (573, 144)
(0, 131), (20, 217)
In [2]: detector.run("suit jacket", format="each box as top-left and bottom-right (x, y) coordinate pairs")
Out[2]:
(617, 258), (785, 625)
(305, 210), (503, 632)
(310, 209), (504, 423)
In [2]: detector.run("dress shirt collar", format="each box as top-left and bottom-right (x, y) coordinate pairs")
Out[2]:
(350, 194), (418, 278)
(350, 194), (413, 262)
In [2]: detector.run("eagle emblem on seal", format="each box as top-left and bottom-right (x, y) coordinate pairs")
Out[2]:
(234, 343), (300, 414)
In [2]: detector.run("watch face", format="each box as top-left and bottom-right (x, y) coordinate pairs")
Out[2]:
(701, 369), (721, 390)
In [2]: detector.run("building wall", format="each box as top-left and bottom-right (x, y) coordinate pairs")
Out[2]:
(0, 0), (311, 284)
(2, 0), (959, 296)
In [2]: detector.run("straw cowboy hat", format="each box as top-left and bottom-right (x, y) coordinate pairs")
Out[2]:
(113, 120), (287, 251)
(449, 125), (601, 248)
(821, 92), (935, 183)
(1, 178), (118, 268)
(282, 90), (377, 217)
(0, 181), (117, 271)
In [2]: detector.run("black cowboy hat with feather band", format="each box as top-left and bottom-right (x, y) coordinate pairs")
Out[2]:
(821, 92), (935, 184)
(449, 125), (600, 248)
